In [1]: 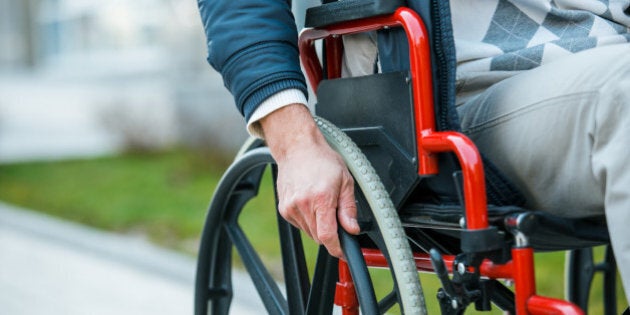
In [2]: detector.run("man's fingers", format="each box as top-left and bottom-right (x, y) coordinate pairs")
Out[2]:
(315, 206), (343, 258)
(279, 201), (316, 240)
(337, 174), (360, 235)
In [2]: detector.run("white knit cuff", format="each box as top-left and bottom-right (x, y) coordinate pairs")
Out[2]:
(246, 89), (308, 138)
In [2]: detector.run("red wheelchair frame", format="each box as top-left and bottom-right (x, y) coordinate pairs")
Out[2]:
(298, 7), (584, 315)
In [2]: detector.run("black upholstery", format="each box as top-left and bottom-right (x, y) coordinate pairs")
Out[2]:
(316, 72), (418, 207)
(305, 0), (407, 28)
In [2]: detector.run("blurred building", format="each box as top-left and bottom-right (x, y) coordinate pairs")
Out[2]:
(0, 0), (249, 162)
(2, 0), (182, 72)
(0, 0), (35, 69)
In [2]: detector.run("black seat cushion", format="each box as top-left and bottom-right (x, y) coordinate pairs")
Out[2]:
(305, 0), (407, 28)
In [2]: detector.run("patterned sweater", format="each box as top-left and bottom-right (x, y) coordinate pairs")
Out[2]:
(452, 0), (630, 78)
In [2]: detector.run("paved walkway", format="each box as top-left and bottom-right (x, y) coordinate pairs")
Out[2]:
(0, 202), (262, 314)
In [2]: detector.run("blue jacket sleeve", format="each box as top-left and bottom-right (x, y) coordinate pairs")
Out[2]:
(197, 0), (308, 121)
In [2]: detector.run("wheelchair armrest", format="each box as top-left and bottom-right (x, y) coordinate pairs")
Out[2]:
(305, 0), (407, 28)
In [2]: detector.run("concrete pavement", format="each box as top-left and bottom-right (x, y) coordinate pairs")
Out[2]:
(0, 202), (264, 314)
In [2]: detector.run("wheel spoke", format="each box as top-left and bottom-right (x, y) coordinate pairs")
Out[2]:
(274, 165), (311, 315)
(208, 230), (233, 314)
(486, 279), (515, 314)
(602, 245), (618, 315)
(225, 222), (289, 315)
(566, 248), (595, 310)
(277, 216), (311, 314)
(378, 290), (398, 314)
(306, 247), (338, 315)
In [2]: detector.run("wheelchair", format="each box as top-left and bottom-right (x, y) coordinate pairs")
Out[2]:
(194, 1), (622, 314)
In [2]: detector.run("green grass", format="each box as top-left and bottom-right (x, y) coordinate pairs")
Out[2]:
(0, 150), (232, 252)
(0, 150), (626, 313)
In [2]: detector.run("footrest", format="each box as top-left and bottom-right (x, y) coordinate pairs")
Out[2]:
(305, 0), (407, 28)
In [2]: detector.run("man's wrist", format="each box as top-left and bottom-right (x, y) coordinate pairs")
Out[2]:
(260, 103), (325, 163)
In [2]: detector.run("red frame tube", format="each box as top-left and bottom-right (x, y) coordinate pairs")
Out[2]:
(324, 36), (343, 79)
(422, 132), (488, 229)
(528, 296), (585, 315)
(362, 248), (514, 279)
(335, 260), (359, 315)
(513, 247), (536, 314)
(364, 248), (582, 314)
(299, 7), (438, 175)
(512, 248), (584, 315)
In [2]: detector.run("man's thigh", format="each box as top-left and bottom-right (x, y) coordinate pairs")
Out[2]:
(457, 44), (630, 217)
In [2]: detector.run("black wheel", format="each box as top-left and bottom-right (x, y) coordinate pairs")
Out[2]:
(194, 145), (337, 315)
(566, 245), (618, 315)
(195, 118), (427, 315)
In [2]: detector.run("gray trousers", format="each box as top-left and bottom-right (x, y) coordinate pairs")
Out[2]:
(457, 44), (630, 303)
(343, 36), (630, 303)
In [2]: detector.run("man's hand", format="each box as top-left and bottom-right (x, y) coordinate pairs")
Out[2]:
(260, 104), (360, 258)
